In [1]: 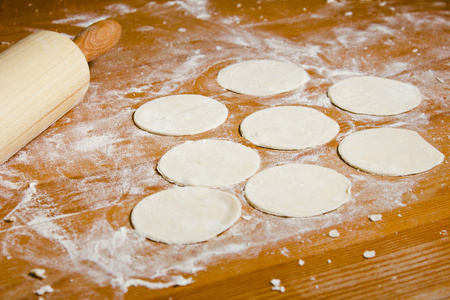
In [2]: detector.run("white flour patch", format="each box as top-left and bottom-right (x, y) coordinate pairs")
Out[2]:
(53, 14), (111, 28)
(52, 3), (137, 27)
(115, 276), (194, 291)
(167, 0), (211, 20)
(135, 26), (155, 32)
(105, 3), (137, 15)
(334, 27), (370, 47)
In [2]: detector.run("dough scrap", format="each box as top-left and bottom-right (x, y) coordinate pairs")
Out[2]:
(133, 94), (228, 136)
(338, 128), (444, 176)
(131, 187), (241, 244)
(240, 106), (339, 150)
(244, 164), (351, 217)
(328, 76), (422, 116)
(158, 139), (261, 188)
(363, 250), (376, 259)
(217, 59), (309, 96)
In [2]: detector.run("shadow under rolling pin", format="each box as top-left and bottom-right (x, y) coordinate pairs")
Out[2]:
(0, 19), (122, 164)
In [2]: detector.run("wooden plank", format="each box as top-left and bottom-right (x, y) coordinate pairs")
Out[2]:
(0, 0), (448, 299)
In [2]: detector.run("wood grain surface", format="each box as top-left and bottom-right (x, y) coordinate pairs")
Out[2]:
(0, 0), (449, 299)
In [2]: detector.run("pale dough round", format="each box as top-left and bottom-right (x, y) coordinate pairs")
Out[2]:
(244, 164), (351, 217)
(240, 106), (340, 150)
(217, 59), (309, 96)
(328, 76), (422, 116)
(158, 139), (261, 188)
(338, 128), (445, 176)
(133, 94), (228, 136)
(131, 187), (241, 244)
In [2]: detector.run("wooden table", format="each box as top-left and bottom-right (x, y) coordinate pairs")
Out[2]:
(0, 0), (449, 298)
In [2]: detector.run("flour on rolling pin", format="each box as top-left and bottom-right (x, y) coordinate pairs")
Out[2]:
(0, 19), (121, 165)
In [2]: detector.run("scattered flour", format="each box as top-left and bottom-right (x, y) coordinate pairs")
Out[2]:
(167, 0), (211, 20)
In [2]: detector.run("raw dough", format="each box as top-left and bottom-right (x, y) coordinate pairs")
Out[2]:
(217, 59), (309, 96)
(369, 214), (382, 222)
(363, 250), (376, 259)
(158, 139), (261, 188)
(328, 229), (340, 238)
(131, 187), (241, 244)
(133, 94), (228, 136)
(240, 106), (339, 150)
(244, 164), (351, 217)
(328, 76), (422, 115)
(338, 128), (444, 176)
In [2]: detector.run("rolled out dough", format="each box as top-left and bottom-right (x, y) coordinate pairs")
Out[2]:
(217, 59), (309, 96)
(240, 106), (340, 150)
(131, 187), (241, 244)
(244, 164), (351, 217)
(158, 139), (261, 188)
(338, 128), (444, 176)
(133, 94), (228, 136)
(327, 76), (422, 116)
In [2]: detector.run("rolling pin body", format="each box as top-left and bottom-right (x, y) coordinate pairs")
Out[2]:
(0, 20), (121, 164)
(0, 31), (89, 164)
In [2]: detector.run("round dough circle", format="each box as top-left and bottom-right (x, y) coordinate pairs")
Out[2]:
(131, 187), (241, 244)
(244, 164), (351, 217)
(217, 59), (309, 96)
(133, 94), (228, 136)
(158, 139), (261, 188)
(338, 128), (445, 176)
(328, 76), (422, 116)
(240, 106), (340, 150)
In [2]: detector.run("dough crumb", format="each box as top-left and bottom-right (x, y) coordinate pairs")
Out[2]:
(391, 276), (398, 280)
(241, 215), (252, 221)
(3, 216), (16, 222)
(315, 284), (319, 289)
(270, 278), (281, 286)
(328, 229), (340, 238)
(363, 250), (376, 259)
(327, 259), (332, 264)
(34, 285), (54, 296)
(270, 279), (285, 293)
(30, 268), (47, 279)
(435, 77), (445, 83)
(310, 277), (316, 281)
(29, 181), (38, 193)
(298, 259), (305, 266)
(369, 214), (382, 222)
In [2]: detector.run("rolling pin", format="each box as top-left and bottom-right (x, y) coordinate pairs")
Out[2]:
(0, 19), (121, 164)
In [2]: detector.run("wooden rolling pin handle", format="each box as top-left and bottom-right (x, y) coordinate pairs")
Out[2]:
(73, 19), (122, 62)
